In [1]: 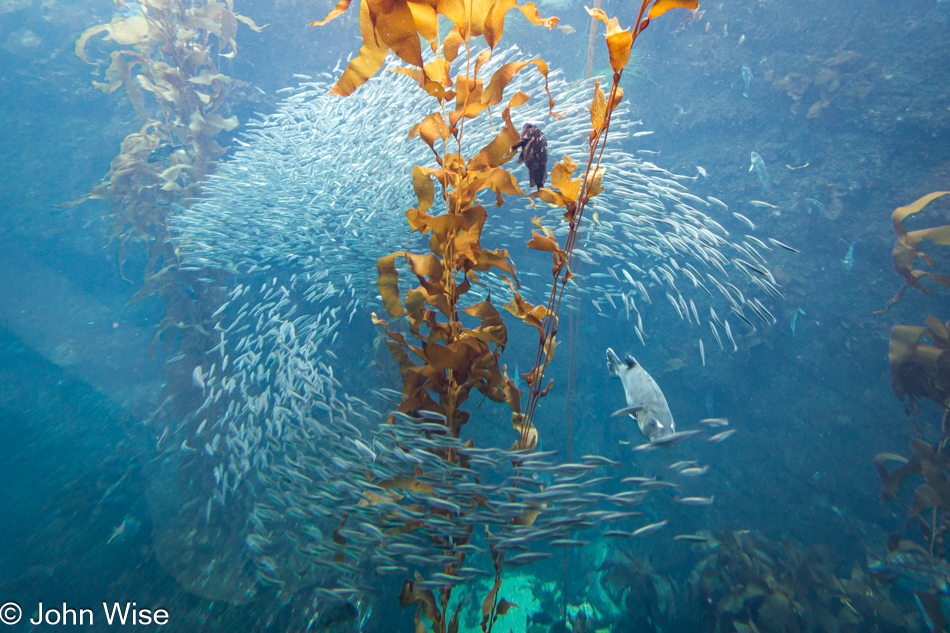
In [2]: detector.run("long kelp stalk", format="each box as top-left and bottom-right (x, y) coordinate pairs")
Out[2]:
(312, 2), (695, 630)
(516, 1), (698, 446)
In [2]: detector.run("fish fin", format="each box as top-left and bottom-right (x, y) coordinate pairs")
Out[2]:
(610, 405), (645, 418)
(606, 348), (622, 377)
(624, 353), (638, 368)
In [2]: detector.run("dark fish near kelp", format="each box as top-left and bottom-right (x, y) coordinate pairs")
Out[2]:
(147, 143), (182, 164)
(512, 123), (548, 190)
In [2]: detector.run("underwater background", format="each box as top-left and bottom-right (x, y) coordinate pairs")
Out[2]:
(1, 0), (950, 631)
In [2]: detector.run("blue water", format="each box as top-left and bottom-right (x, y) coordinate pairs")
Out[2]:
(1, 0), (949, 631)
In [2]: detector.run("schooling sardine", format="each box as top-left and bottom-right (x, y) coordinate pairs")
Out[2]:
(606, 348), (675, 442)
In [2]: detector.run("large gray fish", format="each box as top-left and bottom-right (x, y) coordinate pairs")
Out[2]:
(741, 63), (752, 98)
(512, 123), (548, 190)
(749, 151), (769, 193)
(606, 348), (675, 442)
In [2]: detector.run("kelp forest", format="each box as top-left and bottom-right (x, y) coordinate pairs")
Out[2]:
(3, 0), (950, 631)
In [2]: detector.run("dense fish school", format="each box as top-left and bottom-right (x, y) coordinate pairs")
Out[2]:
(162, 48), (787, 599)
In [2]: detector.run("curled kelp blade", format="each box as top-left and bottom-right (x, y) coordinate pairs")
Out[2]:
(878, 190), (950, 313)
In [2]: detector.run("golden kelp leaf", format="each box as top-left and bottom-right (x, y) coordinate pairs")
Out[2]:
(188, 71), (231, 85)
(873, 451), (920, 503)
(880, 191), (950, 312)
(520, 425), (539, 449)
(647, 0), (700, 19)
(473, 249), (519, 284)
(424, 58), (452, 86)
(128, 264), (175, 303)
(374, 1), (426, 68)
(467, 94), (526, 171)
(424, 342), (470, 372)
(438, 0), (494, 37)
(158, 164), (189, 181)
(504, 293), (550, 333)
(590, 78), (607, 131)
(410, 166), (436, 213)
(550, 154), (580, 201)
(527, 229), (564, 256)
(330, 0), (389, 96)
(911, 438), (950, 508)
(391, 65), (456, 99)
(309, 0), (353, 27)
(406, 252), (444, 282)
(495, 598), (518, 616)
(106, 15), (149, 45)
(406, 208), (464, 238)
(235, 14), (266, 32)
(378, 253), (406, 317)
(608, 85), (624, 113)
(461, 300), (502, 321)
(202, 114), (239, 136)
(399, 580), (441, 624)
(409, 112), (450, 154)
(482, 60), (553, 112)
(415, 283), (453, 316)
(442, 25), (464, 62)
(926, 315), (950, 344)
(404, 288), (425, 315)
(513, 505), (542, 526)
(75, 24), (109, 62)
(381, 475), (436, 495)
(911, 484), (942, 517)
(586, 8), (632, 74)
(406, 0), (439, 41)
(483, 0), (558, 49)
(480, 576), (502, 629)
(530, 187), (569, 207)
(481, 168), (525, 206)
(474, 48), (493, 78)
(586, 166), (606, 197)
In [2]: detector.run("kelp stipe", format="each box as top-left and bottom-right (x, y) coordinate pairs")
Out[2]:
(70, 1), (263, 420)
(313, 1), (697, 630)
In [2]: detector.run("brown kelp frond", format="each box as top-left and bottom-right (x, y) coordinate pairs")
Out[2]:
(73, 0), (261, 280)
(876, 191), (950, 315)
(688, 528), (916, 633)
(888, 316), (950, 414)
(311, 0), (559, 100)
(315, 1), (695, 630)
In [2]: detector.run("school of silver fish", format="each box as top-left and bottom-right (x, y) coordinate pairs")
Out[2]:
(161, 47), (780, 598)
